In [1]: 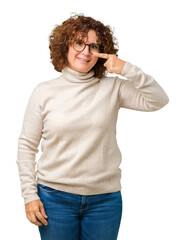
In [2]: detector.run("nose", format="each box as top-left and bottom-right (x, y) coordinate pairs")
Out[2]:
(81, 45), (91, 55)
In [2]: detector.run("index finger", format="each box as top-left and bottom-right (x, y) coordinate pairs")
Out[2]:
(93, 52), (109, 59)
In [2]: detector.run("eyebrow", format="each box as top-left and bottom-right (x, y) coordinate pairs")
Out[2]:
(77, 40), (98, 45)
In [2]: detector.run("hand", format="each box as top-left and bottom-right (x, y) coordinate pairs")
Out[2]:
(25, 199), (48, 226)
(93, 52), (126, 75)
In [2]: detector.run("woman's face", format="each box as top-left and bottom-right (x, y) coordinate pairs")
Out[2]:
(67, 30), (99, 73)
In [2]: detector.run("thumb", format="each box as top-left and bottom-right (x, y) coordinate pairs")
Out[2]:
(39, 202), (48, 218)
(104, 60), (108, 67)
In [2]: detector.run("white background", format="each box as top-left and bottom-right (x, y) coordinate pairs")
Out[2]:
(0, 0), (184, 239)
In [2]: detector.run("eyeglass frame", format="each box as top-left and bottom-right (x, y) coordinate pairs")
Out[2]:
(72, 40), (102, 55)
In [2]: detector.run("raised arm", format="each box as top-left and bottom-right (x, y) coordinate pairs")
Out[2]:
(118, 61), (169, 111)
(93, 52), (169, 111)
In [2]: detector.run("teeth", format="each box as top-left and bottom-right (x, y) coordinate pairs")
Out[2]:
(78, 58), (90, 62)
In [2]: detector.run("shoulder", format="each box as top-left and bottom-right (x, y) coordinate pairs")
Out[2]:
(36, 75), (62, 88)
(31, 75), (62, 94)
(100, 74), (126, 87)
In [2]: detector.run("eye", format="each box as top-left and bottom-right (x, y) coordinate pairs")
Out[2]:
(73, 40), (85, 52)
(90, 44), (98, 50)
(76, 40), (84, 46)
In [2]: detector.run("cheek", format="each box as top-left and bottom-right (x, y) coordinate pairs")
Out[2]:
(92, 57), (98, 66)
(67, 47), (77, 62)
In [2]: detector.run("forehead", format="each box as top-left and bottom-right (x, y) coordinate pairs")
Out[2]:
(76, 30), (98, 43)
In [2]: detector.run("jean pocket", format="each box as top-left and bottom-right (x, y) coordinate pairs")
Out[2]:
(38, 184), (58, 193)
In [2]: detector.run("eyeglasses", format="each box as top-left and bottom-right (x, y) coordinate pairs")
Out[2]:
(73, 40), (101, 54)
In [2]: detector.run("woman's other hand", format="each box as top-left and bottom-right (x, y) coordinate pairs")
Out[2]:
(25, 199), (48, 226)
(93, 52), (126, 75)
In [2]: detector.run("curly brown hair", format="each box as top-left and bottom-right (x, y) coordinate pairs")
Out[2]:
(49, 13), (119, 78)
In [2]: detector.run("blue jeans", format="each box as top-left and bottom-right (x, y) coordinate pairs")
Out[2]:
(37, 184), (122, 240)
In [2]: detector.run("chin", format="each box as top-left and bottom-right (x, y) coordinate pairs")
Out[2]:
(75, 65), (93, 73)
(79, 68), (92, 73)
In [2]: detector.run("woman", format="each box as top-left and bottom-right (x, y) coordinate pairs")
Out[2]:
(17, 14), (169, 240)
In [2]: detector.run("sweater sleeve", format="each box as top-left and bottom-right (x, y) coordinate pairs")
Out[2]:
(17, 84), (43, 205)
(118, 61), (169, 111)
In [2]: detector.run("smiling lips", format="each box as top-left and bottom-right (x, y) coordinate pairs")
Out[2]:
(77, 57), (91, 63)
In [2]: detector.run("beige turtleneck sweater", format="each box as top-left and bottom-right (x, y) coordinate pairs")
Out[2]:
(17, 61), (169, 205)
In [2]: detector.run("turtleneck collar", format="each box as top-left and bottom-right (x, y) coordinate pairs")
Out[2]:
(61, 67), (100, 85)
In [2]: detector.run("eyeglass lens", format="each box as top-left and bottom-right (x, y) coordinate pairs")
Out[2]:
(73, 40), (100, 54)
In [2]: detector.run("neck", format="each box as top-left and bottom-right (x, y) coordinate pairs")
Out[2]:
(61, 66), (100, 86)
